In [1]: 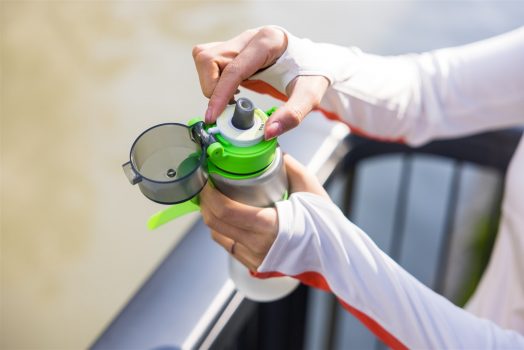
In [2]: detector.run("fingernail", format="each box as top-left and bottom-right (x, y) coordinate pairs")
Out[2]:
(265, 121), (282, 140)
(205, 108), (213, 124)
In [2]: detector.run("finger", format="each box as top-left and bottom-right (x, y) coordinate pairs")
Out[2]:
(193, 41), (228, 99)
(207, 48), (269, 123)
(192, 41), (222, 58)
(283, 154), (329, 199)
(193, 38), (254, 98)
(264, 75), (329, 140)
(206, 28), (286, 123)
(210, 230), (261, 271)
(200, 183), (278, 256)
(193, 31), (258, 108)
(193, 56), (221, 99)
(200, 183), (277, 234)
(201, 202), (260, 249)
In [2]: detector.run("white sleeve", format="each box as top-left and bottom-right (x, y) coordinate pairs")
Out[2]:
(257, 192), (524, 349)
(252, 27), (524, 146)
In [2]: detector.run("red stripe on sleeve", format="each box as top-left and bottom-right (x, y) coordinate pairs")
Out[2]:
(338, 299), (408, 350)
(252, 270), (407, 349)
(241, 80), (289, 102)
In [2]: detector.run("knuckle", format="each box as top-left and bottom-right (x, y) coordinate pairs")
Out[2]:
(259, 41), (277, 66)
(201, 211), (215, 228)
(222, 61), (242, 79)
(202, 85), (214, 99)
(258, 26), (280, 41)
(258, 26), (274, 36)
(214, 204), (231, 219)
(256, 27), (285, 65)
(286, 106), (304, 126)
(202, 214), (211, 227)
(193, 49), (213, 65)
(309, 93), (322, 109)
(210, 231), (220, 243)
(192, 45), (203, 59)
(223, 60), (252, 82)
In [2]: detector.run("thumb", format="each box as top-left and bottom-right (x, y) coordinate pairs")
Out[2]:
(264, 75), (329, 140)
(283, 154), (330, 199)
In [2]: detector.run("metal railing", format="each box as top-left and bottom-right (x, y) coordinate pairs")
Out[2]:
(92, 123), (521, 350)
(306, 128), (522, 350)
(91, 113), (349, 350)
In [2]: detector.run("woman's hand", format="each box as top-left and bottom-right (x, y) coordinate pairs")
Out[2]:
(199, 154), (329, 271)
(192, 26), (329, 139)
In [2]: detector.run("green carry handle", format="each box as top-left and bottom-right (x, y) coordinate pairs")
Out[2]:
(147, 197), (200, 230)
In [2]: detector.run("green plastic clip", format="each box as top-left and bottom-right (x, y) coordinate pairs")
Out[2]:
(147, 197), (200, 230)
(265, 106), (278, 116)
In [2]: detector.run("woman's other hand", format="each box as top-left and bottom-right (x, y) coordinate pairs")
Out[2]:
(192, 26), (329, 140)
(199, 154), (329, 271)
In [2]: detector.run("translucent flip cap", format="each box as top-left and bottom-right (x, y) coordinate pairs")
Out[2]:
(122, 123), (208, 204)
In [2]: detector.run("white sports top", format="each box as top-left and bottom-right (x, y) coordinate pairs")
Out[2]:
(249, 26), (524, 348)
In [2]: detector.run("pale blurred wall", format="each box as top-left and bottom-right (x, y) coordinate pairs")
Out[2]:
(2, 1), (523, 349)
(1, 2), (240, 349)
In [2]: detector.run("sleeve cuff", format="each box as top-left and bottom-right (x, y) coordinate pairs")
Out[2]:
(257, 192), (335, 274)
(251, 27), (364, 95)
(257, 197), (295, 273)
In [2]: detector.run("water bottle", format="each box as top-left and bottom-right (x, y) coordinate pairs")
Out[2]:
(122, 97), (299, 301)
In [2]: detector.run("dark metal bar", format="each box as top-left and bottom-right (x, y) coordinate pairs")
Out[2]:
(205, 293), (257, 350)
(325, 295), (344, 350)
(389, 154), (413, 261)
(342, 129), (522, 174)
(434, 161), (463, 294)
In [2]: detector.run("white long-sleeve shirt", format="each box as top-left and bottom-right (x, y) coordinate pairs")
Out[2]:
(249, 27), (524, 349)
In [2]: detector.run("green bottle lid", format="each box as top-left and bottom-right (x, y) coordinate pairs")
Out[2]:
(205, 106), (277, 176)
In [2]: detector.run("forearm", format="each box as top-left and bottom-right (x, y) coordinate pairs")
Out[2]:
(257, 193), (524, 349)
(253, 27), (524, 145)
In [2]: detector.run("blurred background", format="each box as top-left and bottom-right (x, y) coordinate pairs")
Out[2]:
(2, 1), (523, 349)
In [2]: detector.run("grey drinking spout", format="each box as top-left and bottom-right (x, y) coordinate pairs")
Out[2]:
(231, 97), (255, 130)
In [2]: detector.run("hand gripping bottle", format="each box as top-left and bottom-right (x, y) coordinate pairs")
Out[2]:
(122, 97), (299, 301)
